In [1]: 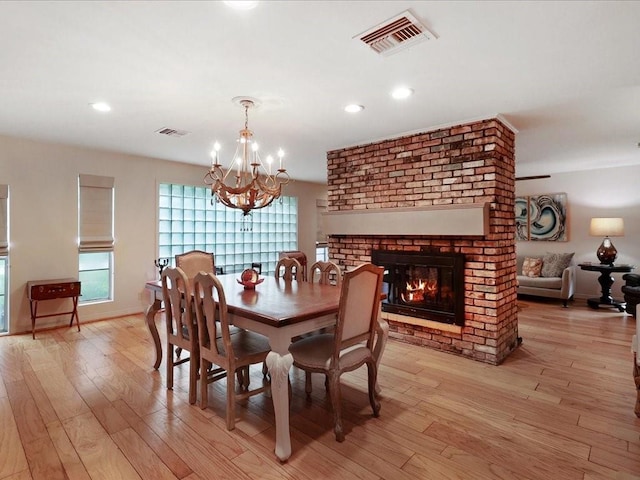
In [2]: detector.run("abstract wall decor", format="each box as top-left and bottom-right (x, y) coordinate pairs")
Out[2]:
(514, 192), (568, 242)
(515, 196), (529, 241)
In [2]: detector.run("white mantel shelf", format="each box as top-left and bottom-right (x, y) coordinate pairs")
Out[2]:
(323, 203), (490, 236)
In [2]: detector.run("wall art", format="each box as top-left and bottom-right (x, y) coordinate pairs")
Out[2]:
(514, 192), (568, 242)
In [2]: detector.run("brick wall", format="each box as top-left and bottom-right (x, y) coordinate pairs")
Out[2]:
(326, 118), (518, 364)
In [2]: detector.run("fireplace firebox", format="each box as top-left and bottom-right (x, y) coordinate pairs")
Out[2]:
(371, 250), (465, 326)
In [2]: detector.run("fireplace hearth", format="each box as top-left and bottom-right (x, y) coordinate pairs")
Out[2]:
(372, 250), (465, 326)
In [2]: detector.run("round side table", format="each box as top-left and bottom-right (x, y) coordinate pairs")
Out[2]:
(578, 263), (635, 312)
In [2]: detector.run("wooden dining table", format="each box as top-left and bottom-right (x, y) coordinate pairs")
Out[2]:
(144, 273), (388, 461)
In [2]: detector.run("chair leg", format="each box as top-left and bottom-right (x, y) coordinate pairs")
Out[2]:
(367, 361), (381, 417)
(305, 371), (312, 398)
(236, 368), (244, 390)
(189, 353), (198, 405)
(327, 371), (344, 442)
(200, 359), (209, 409)
(166, 342), (174, 390)
(242, 366), (250, 389)
(227, 365), (236, 431)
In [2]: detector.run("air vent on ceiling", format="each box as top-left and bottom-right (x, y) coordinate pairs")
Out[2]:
(355, 10), (435, 56)
(155, 127), (190, 137)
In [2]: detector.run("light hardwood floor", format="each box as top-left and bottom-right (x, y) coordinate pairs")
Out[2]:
(1, 299), (639, 480)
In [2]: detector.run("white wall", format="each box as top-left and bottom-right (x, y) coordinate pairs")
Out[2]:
(0, 134), (327, 334)
(516, 164), (640, 301)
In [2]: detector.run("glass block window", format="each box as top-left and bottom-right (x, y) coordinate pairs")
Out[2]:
(158, 183), (298, 275)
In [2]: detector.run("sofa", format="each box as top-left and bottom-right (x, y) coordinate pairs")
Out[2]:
(622, 273), (640, 316)
(516, 254), (576, 307)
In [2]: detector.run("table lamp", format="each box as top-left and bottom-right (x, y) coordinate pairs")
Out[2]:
(589, 217), (624, 265)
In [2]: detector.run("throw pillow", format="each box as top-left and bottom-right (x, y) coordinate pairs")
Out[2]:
(541, 252), (574, 278)
(522, 257), (543, 277)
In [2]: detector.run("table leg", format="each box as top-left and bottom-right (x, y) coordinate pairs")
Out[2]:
(587, 271), (626, 312)
(69, 296), (81, 332)
(30, 300), (38, 339)
(265, 337), (294, 462)
(145, 297), (163, 370)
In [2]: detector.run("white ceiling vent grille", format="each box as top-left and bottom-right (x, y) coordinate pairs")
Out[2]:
(155, 127), (190, 137)
(355, 11), (435, 56)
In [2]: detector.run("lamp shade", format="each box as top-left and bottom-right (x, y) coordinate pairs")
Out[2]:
(589, 217), (624, 237)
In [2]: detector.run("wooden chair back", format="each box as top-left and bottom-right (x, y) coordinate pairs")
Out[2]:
(274, 257), (303, 281)
(309, 261), (342, 287)
(161, 266), (199, 403)
(193, 272), (231, 364)
(279, 250), (307, 281)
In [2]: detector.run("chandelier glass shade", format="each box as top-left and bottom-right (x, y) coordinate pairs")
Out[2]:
(204, 98), (290, 216)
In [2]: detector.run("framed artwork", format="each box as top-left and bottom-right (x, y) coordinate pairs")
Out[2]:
(515, 192), (568, 242)
(515, 196), (529, 241)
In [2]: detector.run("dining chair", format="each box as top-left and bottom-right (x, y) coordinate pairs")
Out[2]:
(279, 250), (307, 281)
(289, 263), (384, 442)
(309, 260), (342, 287)
(193, 271), (271, 430)
(274, 257), (303, 281)
(161, 266), (199, 404)
(175, 250), (215, 285)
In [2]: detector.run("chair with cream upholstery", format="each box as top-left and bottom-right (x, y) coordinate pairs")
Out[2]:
(161, 266), (199, 404)
(309, 260), (342, 287)
(289, 263), (384, 442)
(175, 249), (215, 281)
(274, 257), (302, 281)
(193, 272), (271, 430)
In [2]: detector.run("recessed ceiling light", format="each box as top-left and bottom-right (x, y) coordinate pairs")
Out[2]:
(223, 1), (259, 10)
(90, 102), (111, 112)
(344, 104), (364, 113)
(391, 87), (414, 100)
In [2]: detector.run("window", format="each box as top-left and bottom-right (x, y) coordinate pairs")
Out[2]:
(316, 243), (328, 262)
(0, 184), (8, 333)
(158, 183), (297, 274)
(78, 175), (114, 303)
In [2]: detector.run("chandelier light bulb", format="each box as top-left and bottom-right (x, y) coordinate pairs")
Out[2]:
(214, 142), (221, 152)
(278, 149), (285, 170)
(252, 142), (259, 152)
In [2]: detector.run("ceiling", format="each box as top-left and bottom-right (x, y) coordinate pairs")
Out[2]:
(1, 1), (639, 183)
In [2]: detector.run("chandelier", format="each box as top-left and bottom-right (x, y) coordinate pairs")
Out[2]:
(204, 97), (290, 216)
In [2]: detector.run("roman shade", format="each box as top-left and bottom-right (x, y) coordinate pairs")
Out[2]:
(79, 174), (114, 252)
(316, 198), (327, 244)
(0, 185), (8, 255)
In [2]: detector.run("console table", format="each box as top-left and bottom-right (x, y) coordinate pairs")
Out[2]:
(578, 263), (635, 312)
(27, 278), (81, 339)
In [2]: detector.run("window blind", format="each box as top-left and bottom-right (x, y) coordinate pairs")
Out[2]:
(79, 174), (114, 252)
(316, 198), (327, 244)
(0, 185), (7, 255)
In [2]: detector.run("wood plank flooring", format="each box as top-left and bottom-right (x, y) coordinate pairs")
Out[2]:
(0, 299), (639, 479)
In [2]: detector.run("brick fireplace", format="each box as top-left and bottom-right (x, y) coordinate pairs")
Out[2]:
(325, 117), (518, 365)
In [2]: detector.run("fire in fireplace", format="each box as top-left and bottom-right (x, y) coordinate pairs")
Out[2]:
(371, 250), (465, 326)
